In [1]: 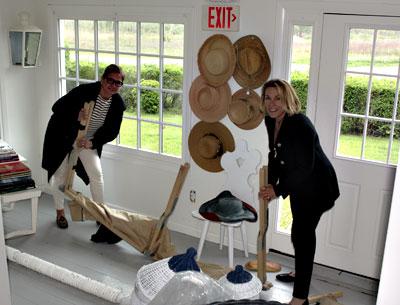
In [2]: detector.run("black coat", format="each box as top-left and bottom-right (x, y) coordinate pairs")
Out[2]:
(265, 113), (339, 212)
(42, 82), (126, 184)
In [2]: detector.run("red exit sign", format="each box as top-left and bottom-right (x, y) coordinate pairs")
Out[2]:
(202, 5), (240, 32)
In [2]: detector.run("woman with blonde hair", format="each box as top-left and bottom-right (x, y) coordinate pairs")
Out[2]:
(259, 79), (340, 305)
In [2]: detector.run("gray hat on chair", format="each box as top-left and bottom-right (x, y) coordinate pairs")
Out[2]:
(199, 190), (257, 223)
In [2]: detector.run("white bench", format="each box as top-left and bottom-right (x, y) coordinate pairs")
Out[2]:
(1, 188), (41, 239)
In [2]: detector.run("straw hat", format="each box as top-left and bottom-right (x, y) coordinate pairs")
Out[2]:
(189, 75), (231, 122)
(233, 35), (271, 89)
(228, 88), (265, 130)
(198, 34), (236, 87)
(218, 265), (262, 300)
(132, 247), (201, 304)
(188, 121), (235, 173)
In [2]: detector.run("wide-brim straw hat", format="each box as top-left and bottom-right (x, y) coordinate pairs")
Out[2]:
(218, 265), (262, 300)
(189, 75), (231, 122)
(228, 88), (265, 130)
(233, 35), (271, 89)
(188, 121), (235, 173)
(198, 34), (236, 87)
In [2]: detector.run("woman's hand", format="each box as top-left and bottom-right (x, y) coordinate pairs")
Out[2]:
(78, 107), (89, 122)
(259, 184), (277, 201)
(77, 138), (93, 149)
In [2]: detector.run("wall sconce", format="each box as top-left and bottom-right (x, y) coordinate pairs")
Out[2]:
(9, 12), (42, 68)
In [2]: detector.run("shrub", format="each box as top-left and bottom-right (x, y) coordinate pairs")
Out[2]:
(291, 72), (398, 137)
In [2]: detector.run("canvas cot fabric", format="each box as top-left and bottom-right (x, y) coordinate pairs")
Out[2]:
(67, 191), (175, 260)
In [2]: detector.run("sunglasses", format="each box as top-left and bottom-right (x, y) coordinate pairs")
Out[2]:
(105, 77), (123, 87)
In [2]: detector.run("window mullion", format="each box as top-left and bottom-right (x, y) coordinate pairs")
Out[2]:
(159, 23), (164, 154)
(75, 20), (79, 86)
(94, 20), (99, 80)
(137, 22), (141, 150)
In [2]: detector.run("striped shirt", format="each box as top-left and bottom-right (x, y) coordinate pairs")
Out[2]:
(86, 94), (112, 140)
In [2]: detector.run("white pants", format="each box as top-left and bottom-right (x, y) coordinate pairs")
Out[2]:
(50, 149), (104, 210)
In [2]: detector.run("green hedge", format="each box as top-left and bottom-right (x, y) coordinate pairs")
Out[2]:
(291, 72), (398, 137)
(65, 60), (182, 114)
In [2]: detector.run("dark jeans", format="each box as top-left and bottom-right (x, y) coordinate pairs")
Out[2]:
(290, 196), (324, 299)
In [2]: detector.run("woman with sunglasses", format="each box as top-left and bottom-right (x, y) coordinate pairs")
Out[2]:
(42, 64), (126, 230)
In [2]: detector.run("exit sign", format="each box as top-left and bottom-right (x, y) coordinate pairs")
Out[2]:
(202, 5), (240, 32)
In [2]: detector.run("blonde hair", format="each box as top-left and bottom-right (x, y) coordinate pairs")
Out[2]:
(261, 79), (301, 115)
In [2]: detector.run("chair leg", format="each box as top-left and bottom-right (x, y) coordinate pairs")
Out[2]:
(240, 222), (248, 257)
(31, 197), (38, 234)
(197, 220), (210, 261)
(219, 225), (225, 250)
(228, 226), (234, 268)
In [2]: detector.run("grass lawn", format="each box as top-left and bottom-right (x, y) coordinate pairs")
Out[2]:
(118, 111), (182, 157)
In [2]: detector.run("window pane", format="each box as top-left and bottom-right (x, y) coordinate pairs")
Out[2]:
(141, 23), (160, 54)
(119, 21), (137, 53)
(346, 28), (374, 73)
(62, 50), (76, 78)
(163, 92), (182, 124)
(164, 23), (184, 57)
(98, 20), (115, 52)
(120, 55), (137, 85)
(141, 57), (160, 81)
(277, 197), (292, 234)
(373, 30), (400, 76)
(343, 73), (369, 115)
(120, 118), (137, 148)
(390, 124), (400, 165)
(163, 125), (182, 157)
(364, 120), (390, 162)
(98, 53), (115, 77)
(370, 76), (396, 118)
(289, 25), (312, 113)
(140, 88), (159, 120)
(59, 19), (75, 48)
(78, 20), (94, 49)
(163, 58), (183, 90)
(337, 116), (364, 158)
(120, 86), (137, 115)
(79, 51), (95, 80)
(141, 121), (159, 152)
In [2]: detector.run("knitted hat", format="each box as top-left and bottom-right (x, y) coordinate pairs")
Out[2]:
(132, 247), (200, 304)
(218, 265), (262, 300)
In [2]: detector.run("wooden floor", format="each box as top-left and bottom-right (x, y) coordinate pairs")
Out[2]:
(3, 193), (378, 305)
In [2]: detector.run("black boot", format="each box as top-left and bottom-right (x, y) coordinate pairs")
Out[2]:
(91, 224), (121, 244)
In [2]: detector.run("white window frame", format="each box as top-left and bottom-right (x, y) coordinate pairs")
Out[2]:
(49, 5), (194, 166)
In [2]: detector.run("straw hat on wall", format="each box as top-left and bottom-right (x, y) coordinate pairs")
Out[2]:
(228, 88), (265, 130)
(198, 34), (236, 87)
(189, 75), (231, 122)
(188, 121), (235, 172)
(233, 35), (271, 89)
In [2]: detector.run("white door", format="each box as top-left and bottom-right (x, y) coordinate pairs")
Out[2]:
(270, 14), (400, 279)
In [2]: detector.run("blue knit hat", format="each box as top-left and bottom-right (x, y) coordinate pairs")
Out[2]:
(218, 265), (262, 300)
(132, 248), (201, 304)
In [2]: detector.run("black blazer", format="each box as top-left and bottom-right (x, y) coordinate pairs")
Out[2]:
(42, 82), (126, 184)
(265, 113), (339, 212)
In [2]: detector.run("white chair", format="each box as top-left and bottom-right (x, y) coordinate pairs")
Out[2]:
(192, 139), (261, 268)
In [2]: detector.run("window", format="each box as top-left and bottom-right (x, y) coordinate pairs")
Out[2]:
(337, 28), (400, 165)
(58, 18), (184, 158)
(277, 23), (314, 234)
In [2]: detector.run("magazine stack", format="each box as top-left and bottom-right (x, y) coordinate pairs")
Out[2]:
(0, 141), (35, 194)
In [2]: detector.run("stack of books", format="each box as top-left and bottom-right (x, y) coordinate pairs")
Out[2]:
(0, 141), (19, 163)
(0, 141), (35, 194)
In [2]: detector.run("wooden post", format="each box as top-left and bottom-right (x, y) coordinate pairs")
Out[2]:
(64, 101), (95, 191)
(257, 165), (272, 289)
(146, 163), (190, 255)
